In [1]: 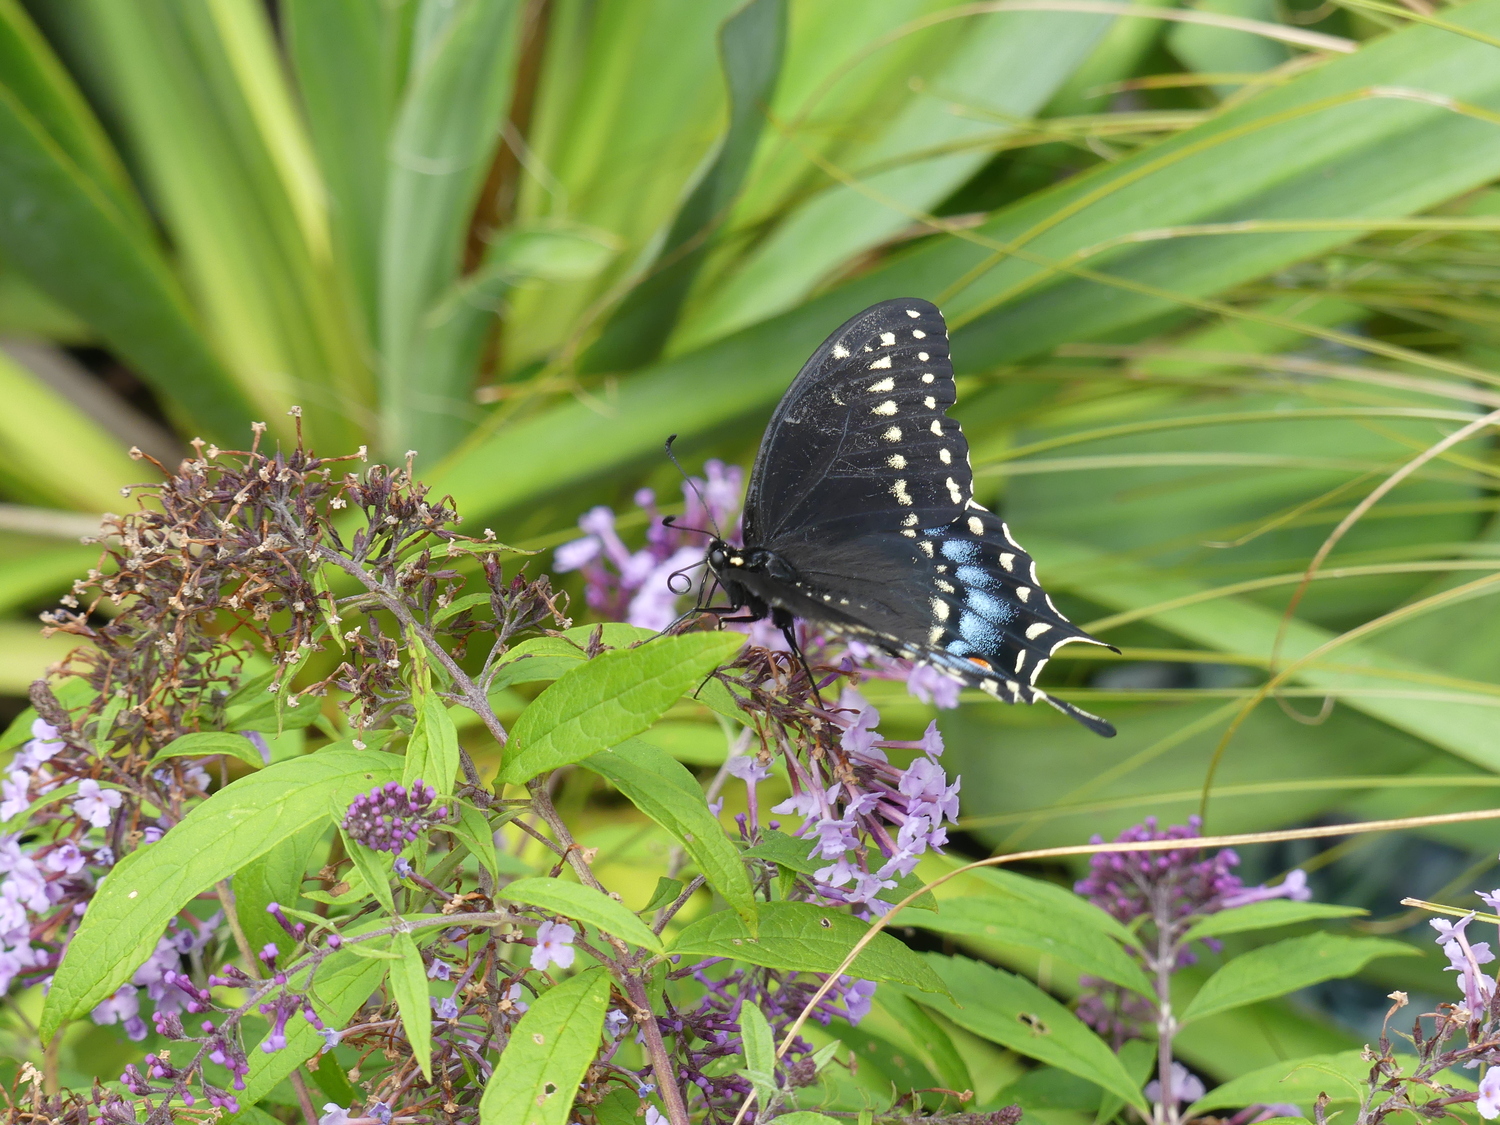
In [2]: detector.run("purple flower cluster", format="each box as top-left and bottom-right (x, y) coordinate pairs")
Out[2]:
(555, 460), (744, 630)
(1074, 817), (1311, 1049)
(342, 779), (449, 854)
(662, 960), (877, 1117)
(771, 687), (959, 912)
(1075, 815), (1310, 937)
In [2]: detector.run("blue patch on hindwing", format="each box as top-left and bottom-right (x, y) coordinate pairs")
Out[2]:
(965, 589), (1015, 625)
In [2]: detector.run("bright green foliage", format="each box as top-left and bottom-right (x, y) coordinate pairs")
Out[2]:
(918, 954), (1151, 1111)
(39, 748), (400, 1038)
(479, 967), (610, 1125)
(502, 876), (666, 955)
(671, 900), (947, 994)
(498, 632), (745, 784)
(1181, 932), (1420, 1021)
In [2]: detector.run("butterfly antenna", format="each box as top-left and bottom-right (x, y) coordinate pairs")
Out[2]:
(664, 434), (722, 539)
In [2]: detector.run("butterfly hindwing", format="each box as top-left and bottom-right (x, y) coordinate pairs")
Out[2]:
(744, 298), (969, 548)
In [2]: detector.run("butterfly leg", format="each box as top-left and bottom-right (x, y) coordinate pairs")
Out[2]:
(770, 608), (824, 707)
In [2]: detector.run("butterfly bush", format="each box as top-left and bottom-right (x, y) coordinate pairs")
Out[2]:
(1344, 867), (1500, 1125)
(1074, 818), (1312, 1125)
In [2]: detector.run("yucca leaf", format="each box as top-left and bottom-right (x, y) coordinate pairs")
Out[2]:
(580, 0), (787, 371)
(379, 0), (524, 460)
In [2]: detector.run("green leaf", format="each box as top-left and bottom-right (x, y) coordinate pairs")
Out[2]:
(479, 967), (611, 1125)
(40, 748), (399, 1038)
(739, 1001), (779, 1110)
(582, 738), (757, 929)
(240, 953), (390, 1103)
(671, 900), (949, 995)
(222, 671), (325, 733)
(404, 693), (460, 795)
(770, 1116), (843, 1125)
(502, 875), (665, 955)
(643, 876), (685, 913)
(281, 0), (402, 339)
(389, 931), (433, 1079)
(0, 78), (250, 440)
(1182, 934), (1419, 1023)
(918, 954), (1148, 1112)
(1183, 901), (1369, 943)
(963, 865), (1143, 950)
(1188, 1050), (1371, 1114)
(582, 0), (785, 370)
(875, 990), (973, 1096)
(341, 829), (397, 915)
(233, 821), (324, 957)
(498, 632), (746, 785)
(903, 895), (1152, 995)
(154, 731), (266, 769)
(450, 801), (507, 881)
(380, 0), (523, 459)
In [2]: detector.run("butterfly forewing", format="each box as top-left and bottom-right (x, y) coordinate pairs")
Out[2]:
(744, 298), (969, 547)
(734, 298), (1116, 737)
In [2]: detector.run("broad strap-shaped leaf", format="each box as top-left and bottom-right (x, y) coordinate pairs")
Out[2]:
(233, 821), (324, 957)
(738, 1001), (779, 1110)
(498, 632), (746, 785)
(582, 738), (757, 930)
(876, 990), (974, 1095)
(671, 900), (948, 995)
(581, 0), (786, 371)
(389, 931), (433, 1079)
(404, 693), (460, 795)
(155, 730), (267, 769)
(503, 876), (665, 955)
(917, 954), (1148, 1112)
(1187, 1050), (1373, 1114)
(480, 967), (610, 1125)
(1182, 934), (1418, 1023)
(964, 864), (1143, 950)
(380, 0), (523, 458)
(1182, 900), (1368, 943)
(903, 895), (1152, 995)
(40, 748), (399, 1038)
(0, 78), (251, 441)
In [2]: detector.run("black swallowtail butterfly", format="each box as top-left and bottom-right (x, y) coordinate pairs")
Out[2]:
(702, 298), (1117, 737)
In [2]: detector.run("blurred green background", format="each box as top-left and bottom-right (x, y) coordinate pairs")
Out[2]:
(6, 0), (1500, 1101)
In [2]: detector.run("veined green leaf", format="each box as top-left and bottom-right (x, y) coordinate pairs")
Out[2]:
(738, 1001), (779, 1111)
(1182, 934), (1419, 1023)
(582, 738), (757, 929)
(40, 748), (400, 1039)
(240, 953), (390, 1103)
(502, 875), (665, 954)
(671, 900), (948, 994)
(389, 931), (433, 1079)
(232, 821), (324, 958)
(154, 731), (266, 769)
(497, 632), (745, 785)
(917, 954), (1148, 1112)
(1187, 1050), (1371, 1114)
(903, 895), (1152, 995)
(1182, 900), (1369, 942)
(404, 692), (461, 794)
(479, 967), (610, 1125)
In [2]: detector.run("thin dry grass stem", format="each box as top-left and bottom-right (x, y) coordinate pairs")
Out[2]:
(968, 775), (1500, 830)
(786, 91), (1500, 391)
(1081, 560), (1500, 634)
(1268, 407), (1500, 687)
(728, 806), (1500, 1125)
(1057, 344), (1500, 409)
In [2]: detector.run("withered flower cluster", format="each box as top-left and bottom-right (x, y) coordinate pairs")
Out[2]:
(43, 414), (566, 752)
